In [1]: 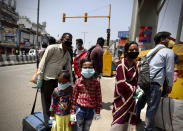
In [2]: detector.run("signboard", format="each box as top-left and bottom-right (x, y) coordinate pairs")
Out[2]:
(118, 38), (127, 46)
(139, 26), (152, 43)
(138, 44), (143, 48)
(25, 41), (30, 45)
(118, 31), (130, 38)
(16, 29), (21, 46)
(5, 32), (16, 37)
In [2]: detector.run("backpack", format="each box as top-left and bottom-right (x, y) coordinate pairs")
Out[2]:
(73, 46), (96, 78)
(138, 47), (165, 92)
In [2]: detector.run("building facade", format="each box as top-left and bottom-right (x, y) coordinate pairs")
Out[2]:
(0, 0), (19, 54)
(0, 0), (49, 55)
(17, 17), (46, 54)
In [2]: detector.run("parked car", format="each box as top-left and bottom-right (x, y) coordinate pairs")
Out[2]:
(28, 49), (36, 56)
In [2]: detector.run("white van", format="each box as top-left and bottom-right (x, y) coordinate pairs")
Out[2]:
(28, 49), (36, 56)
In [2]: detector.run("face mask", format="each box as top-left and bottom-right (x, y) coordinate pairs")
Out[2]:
(81, 68), (95, 78)
(58, 82), (70, 90)
(127, 52), (139, 59)
(64, 41), (72, 47)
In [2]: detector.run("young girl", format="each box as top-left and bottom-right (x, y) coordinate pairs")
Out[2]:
(49, 70), (73, 131)
(70, 59), (102, 131)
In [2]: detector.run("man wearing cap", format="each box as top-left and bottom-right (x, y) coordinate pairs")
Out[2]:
(37, 33), (73, 116)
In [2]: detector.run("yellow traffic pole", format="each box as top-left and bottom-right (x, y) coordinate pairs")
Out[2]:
(103, 4), (112, 77)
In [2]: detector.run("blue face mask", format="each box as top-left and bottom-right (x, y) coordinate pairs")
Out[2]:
(58, 82), (70, 90)
(81, 68), (95, 78)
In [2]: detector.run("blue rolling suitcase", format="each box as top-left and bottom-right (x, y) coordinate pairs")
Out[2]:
(22, 89), (52, 131)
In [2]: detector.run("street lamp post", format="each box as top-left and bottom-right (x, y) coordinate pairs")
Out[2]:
(81, 32), (88, 45)
(36, 0), (40, 68)
(36, 1), (49, 128)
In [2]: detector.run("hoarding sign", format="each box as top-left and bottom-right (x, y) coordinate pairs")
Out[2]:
(118, 38), (127, 46)
(139, 26), (152, 43)
(118, 31), (130, 38)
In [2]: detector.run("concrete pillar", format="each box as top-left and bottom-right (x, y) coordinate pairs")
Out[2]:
(130, 0), (162, 50)
(129, 0), (139, 41)
(175, 0), (183, 45)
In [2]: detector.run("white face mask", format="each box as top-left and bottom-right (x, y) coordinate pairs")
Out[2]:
(58, 82), (70, 90)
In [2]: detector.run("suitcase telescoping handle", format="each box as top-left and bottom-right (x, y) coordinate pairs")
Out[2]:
(31, 89), (50, 129)
(31, 89), (38, 114)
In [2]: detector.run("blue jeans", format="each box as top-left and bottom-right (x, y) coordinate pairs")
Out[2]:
(144, 83), (162, 131)
(75, 104), (94, 131)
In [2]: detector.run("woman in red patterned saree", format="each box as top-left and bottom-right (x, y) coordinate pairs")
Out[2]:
(110, 41), (139, 131)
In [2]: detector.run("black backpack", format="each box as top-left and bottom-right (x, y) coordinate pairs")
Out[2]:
(138, 47), (165, 92)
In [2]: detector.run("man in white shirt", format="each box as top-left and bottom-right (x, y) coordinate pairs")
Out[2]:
(37, 33), (73, 116)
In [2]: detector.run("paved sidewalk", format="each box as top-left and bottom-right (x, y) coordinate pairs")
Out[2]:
(90, 77), (114, 131)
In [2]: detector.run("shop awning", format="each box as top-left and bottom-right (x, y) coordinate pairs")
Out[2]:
(19, 46), (33, 49)
(0, 43), (17, 48)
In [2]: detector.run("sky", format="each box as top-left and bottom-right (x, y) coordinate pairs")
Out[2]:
(15, 0), (183, 49)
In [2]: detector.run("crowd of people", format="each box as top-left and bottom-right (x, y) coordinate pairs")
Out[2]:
(35, 31), (176, 131)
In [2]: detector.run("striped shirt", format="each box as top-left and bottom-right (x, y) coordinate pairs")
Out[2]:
(71, 76), (102, 114)
(112, 58), (138, 125)
(114, 58), (138, 103)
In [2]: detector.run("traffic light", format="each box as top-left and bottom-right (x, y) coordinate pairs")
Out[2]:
(62, 13), (66, 22)
(84, 13), (87, 22)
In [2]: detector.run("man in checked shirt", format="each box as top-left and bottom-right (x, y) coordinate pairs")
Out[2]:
(70, 58), (102, 131)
